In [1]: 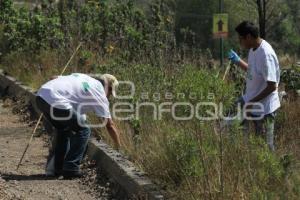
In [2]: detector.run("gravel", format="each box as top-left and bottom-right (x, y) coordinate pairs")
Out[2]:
(0, 97), (128, 200)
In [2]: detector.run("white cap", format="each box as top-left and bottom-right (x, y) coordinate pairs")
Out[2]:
(89, 73), (119, 97)
(100, 74), (119, 97)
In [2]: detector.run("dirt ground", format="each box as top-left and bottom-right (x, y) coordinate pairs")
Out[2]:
(0, 98), (119, 200)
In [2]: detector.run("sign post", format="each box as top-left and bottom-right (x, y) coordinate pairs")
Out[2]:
(213, 0), (227, 67)
(213, 14), (228, 38)
(213, 13), (228, 67)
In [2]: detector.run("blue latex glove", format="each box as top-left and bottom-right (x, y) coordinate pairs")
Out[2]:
(228, 49), (241, 63)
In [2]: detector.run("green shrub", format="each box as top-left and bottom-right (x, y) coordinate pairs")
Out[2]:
(166, 131), (203, 183)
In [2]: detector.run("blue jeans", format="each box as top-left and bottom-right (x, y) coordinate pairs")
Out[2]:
(36, 96), (91, 172)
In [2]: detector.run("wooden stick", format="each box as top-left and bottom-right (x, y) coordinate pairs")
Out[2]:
(222, 60), (232, 81)
(16, 114), (43, 170)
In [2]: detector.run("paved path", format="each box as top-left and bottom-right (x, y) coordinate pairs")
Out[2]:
(0, 98), (112, 200)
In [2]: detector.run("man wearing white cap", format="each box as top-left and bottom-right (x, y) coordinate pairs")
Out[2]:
(36, 73), (120, 178)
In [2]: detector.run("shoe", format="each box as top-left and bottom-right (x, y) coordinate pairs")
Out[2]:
(45, 171), (62, 178)
(55, 171), (63, 177)
(62, 170), (83, 179)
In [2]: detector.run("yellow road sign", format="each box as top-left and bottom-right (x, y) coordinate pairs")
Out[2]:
(213, 13), (228, 38)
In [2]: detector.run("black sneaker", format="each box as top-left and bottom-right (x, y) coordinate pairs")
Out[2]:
(62, 170), (83, 179)
(54, 169), (63, 177)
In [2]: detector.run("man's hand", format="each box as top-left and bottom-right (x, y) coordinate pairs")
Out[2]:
(106, 118), (121, 150)
(228, 49), (248, 71)
(228, 49), (241, 64)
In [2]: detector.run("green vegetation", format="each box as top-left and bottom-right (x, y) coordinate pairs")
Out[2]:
(0, 0), (299, 199)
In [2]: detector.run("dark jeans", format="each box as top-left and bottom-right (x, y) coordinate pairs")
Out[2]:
(36, 96), (91, 173)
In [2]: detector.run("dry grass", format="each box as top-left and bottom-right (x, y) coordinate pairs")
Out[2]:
(276, 100), (300, 159)
(278, 54), (298, 68)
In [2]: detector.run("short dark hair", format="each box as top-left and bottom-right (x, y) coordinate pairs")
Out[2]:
(235, 21), (259, 38)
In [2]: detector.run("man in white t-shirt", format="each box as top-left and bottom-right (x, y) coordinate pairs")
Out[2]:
(228, 21), (281, 151)
(36, 73), (121, 178)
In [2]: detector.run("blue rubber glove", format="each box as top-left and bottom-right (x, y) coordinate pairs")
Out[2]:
(228, 49), (241, 63)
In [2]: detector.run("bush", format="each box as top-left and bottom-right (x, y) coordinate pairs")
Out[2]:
(281, 67), (300, 91)
(166, 131), (203, 183)
(3, 8), (64, 53)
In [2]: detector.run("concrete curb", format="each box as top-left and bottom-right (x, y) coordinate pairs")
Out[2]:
(0, 69), (164, 200)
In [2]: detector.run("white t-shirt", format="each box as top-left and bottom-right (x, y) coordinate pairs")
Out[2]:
(243, 40), (281, 115)
(37, 73), (111, 118)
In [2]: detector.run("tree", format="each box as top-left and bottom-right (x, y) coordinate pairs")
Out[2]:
(271, 0), (300, 54)
(0, 0), (15, 24)
(251, 0), (288, 39)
